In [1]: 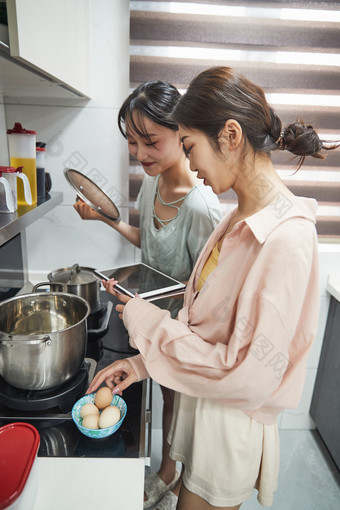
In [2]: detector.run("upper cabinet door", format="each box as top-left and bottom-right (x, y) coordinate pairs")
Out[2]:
(6, 0), (92, 98)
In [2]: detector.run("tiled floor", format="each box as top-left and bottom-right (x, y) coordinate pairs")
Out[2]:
(148, 428), (340, 509)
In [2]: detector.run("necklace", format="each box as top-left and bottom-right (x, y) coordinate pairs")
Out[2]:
(153, 178), (194, 228)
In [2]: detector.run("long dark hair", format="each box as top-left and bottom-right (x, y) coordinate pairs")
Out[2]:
(118, 81), (180, 143)
(172, 66), (338, 169)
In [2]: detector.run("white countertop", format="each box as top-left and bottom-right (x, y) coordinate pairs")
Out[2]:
(327, 274), (340, 303)
(33, 457), (144, 510)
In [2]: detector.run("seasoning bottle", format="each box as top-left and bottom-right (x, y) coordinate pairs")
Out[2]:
(7, 122), (37, 205)
(36, 142), (46, 200)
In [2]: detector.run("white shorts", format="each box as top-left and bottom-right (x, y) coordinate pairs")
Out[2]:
(168, 393), (279, 507)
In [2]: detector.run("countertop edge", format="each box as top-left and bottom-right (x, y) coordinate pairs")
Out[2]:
(327, 274), (340, 303)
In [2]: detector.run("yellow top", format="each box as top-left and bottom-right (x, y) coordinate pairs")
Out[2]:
(197, 242), (220, 292)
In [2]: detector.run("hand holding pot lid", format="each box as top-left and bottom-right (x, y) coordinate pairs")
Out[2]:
(64, 168), (120, 222)
(73, 199), (102, 221)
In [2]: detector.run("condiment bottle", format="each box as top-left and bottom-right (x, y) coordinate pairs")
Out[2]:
(0, 166), (32, 213)
(36, 142), (46, 200)
(7, 122), (37, 205)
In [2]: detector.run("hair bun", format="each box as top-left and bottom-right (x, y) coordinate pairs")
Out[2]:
(283, 121), (323, 156)
(276, 120), (339, 170)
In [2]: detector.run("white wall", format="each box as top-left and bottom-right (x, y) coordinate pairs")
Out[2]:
(2, 0), (138, 280)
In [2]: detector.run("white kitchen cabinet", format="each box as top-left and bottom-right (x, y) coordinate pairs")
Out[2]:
(33, 458), (145, 510)
(1, 0), (92, 98)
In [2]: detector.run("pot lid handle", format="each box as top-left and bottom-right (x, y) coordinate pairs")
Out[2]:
(69, 263), (80, 282)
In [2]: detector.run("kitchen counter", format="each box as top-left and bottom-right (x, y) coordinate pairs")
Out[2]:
(327, 274), (340, 303)
(0, 191), (63, 246)
(33, 457), (144, 509)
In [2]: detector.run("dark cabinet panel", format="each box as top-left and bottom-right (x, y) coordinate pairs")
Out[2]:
(0, 192), (63, 300)
(0, 233), (24, 300)
(310, 296), (340, 470)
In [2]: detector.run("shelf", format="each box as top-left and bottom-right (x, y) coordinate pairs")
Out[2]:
(0, 191), (63, 246)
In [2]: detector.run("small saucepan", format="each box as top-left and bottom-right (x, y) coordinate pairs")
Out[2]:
(33, 263), (101, 313)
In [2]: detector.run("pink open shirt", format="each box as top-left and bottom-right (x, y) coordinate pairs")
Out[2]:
(124, 194), (319, 425)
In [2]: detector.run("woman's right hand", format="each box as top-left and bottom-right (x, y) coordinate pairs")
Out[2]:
(86, 358), (138, 395)
(73, 199), (102, 221)
(73, 198), (142, 248)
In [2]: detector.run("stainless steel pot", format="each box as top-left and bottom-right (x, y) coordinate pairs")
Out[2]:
(0, 291), (90, 390)
(34, 263), (100, 313)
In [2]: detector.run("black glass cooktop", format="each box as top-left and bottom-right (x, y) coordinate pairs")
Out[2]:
(0, 292), (148, 459)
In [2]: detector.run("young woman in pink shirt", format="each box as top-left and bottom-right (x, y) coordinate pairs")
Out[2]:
(87, 67), (338, 510)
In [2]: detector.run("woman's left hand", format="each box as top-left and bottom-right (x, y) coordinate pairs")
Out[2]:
(101, 278), (133, 318)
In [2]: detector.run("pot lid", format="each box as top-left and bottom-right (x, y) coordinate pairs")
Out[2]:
(48, 264), (97, 285)
(0, 422), (40, 509)
(64, 168), (120, 222)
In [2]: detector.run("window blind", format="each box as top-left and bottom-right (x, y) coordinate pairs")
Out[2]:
(129, 0), (340, 239)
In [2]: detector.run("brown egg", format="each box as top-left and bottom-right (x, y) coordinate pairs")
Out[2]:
(99, 405), (121, 429)
(94, 386), (113, 409)
(82, 414), (99, 429)
(80, 403), (100, 419)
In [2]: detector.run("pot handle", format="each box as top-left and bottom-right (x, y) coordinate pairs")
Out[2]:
(0, 333), (52, 346)
(32, 281), (67, 292)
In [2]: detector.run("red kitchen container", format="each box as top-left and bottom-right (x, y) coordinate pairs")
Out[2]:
(0, 423), (40, 510)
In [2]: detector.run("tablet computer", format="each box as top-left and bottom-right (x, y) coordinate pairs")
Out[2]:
(95, 262), (186, 300)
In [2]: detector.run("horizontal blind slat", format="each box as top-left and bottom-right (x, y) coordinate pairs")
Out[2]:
(130, 56), (340, 93)
(131, 11), (340, 50)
